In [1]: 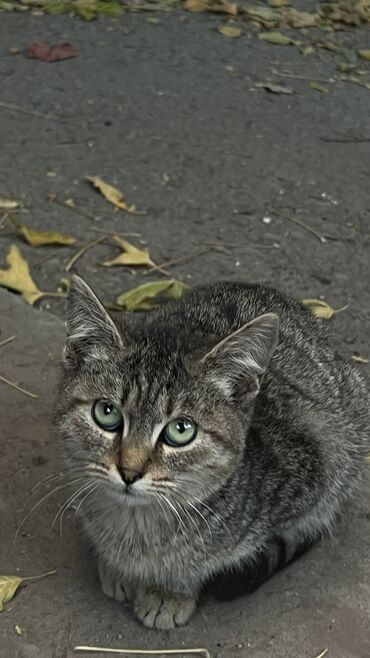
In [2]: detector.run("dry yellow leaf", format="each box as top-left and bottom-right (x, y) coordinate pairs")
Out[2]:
(258, 31), (299, 45)
(183, 0), (207, 11)
(116, 279), (189, 311)
(352, 354), (369, 364)
(358, 49), (370, 61)
(281, 8), (317, 28)
(16, 222), (76, 247)
(0, 245), (45, 305)
(87, 176), (135, 213)
(0, 197), (20, 210)
(218, 24), (241, 37)
(103, 236), (155, 267)
(269, 0), (289, 6)
(0, 571), (55, 612)
(183, 0), (238, 14)
(302, 298), (348, 320)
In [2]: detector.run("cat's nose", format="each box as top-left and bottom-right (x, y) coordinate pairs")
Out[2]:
(118, 467), (142, 485)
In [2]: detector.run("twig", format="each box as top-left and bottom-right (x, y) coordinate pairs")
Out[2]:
(74, 647), (211, 658)
(272, 69), (334, 84)
(32, 250), (61, 270)
(0, 374), (39, 399)
(0, 100), (59, 121)
(145, 249), (208, 275)
(48, 195), (96, 221)
(64, 237), (106, 272)
(0, 335), (16, 348)
(313, 650), (328, 658)
(280, 215), (326, 243)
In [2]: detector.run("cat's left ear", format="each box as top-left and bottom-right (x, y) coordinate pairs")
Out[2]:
(64, 275), (123, 365)
(201, 313), (279, 400)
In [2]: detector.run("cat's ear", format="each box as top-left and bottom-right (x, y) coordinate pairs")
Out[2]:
(201, 313), (279, 400)
(64, 275), (123, 365)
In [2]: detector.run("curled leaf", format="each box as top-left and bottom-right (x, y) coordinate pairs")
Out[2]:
(258, 31), (299, 46)
(16, 222), (76, 247)
(0, 571), (55, 612)
(0, 197), (20, 210)
(218, 24), (241, 37)
(0, 245), (44, 304)
(103, 237), (154, 267)
(302, 298), (348, 320)
(116, 279), (189, 311)
(87, 176), (135, 213)
(27, 42), (78, 62)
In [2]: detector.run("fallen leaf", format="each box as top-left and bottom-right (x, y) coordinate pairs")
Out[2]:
(218, 24), (241, 37)
(358, 49), (370, 61)
(183, 0), (207, 11)
(116, 279), (189, 311)
(255, 82), (294, 94)
(242, 4), (279, 26)
(0, 245), (44, 304)
(280, 8), (316, 28)
(27, 42), (78, 62)
(103, 236), (154, 267)
(87, 176), (135, 213)
(16, 222), (76, 247)
(15, 625), (23, 635)
(269, 0), (289, 6)
(183, 0), (238, 14)
(302, 298), (348, 320)
(0, 197), (20, 210)
(352, 354), (369, 364)
(0, 571), (55, 612)
(258, 31), (299, 45)
(146, 15), (160, 22)
(310, 81), (329, 93)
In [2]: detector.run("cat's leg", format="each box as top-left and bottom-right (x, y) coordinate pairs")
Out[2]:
(133, 587), (197, 630)
(98, 559), (134, 603)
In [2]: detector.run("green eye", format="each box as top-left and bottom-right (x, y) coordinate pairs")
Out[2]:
(161, 418), (197, 447)
(92, 399), (123, 432)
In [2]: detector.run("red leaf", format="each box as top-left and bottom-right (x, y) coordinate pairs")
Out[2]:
(27, 42), (78, 63)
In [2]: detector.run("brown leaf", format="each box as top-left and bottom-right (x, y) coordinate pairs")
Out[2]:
(27, 42), (78, 62)
(302, 298), (348, 320)
(183, 0), (207, 11)
(103, 237), (154, 267)
(16, 222), (76, 247)
(116, 279), (189, 311)
(218, 24), (242, 37)
(0, 245), (45, 305)
(258, 31), (300, 45)
(0, 571), (55, 612)
(87, 176), (136, 213)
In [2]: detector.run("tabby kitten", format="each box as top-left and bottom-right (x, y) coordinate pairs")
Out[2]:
(55, 275), (370, 629)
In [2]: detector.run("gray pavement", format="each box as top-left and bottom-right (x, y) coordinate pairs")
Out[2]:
(1, 7), (370, 658)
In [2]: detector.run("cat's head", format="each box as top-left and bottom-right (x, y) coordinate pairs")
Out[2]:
(55, 276), (278, 512)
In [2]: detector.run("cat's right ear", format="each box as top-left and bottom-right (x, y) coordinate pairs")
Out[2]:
(64, 275), (123, 366)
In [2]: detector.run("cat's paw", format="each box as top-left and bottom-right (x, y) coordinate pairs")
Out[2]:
(98, 562), (133, 603)
(133, 589), (196, 629)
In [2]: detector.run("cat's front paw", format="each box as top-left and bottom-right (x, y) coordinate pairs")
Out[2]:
(134, 588), (196, 629)
(98, 561), (133, 603)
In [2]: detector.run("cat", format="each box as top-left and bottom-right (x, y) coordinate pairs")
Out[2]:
(54, 275), (370, 629)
